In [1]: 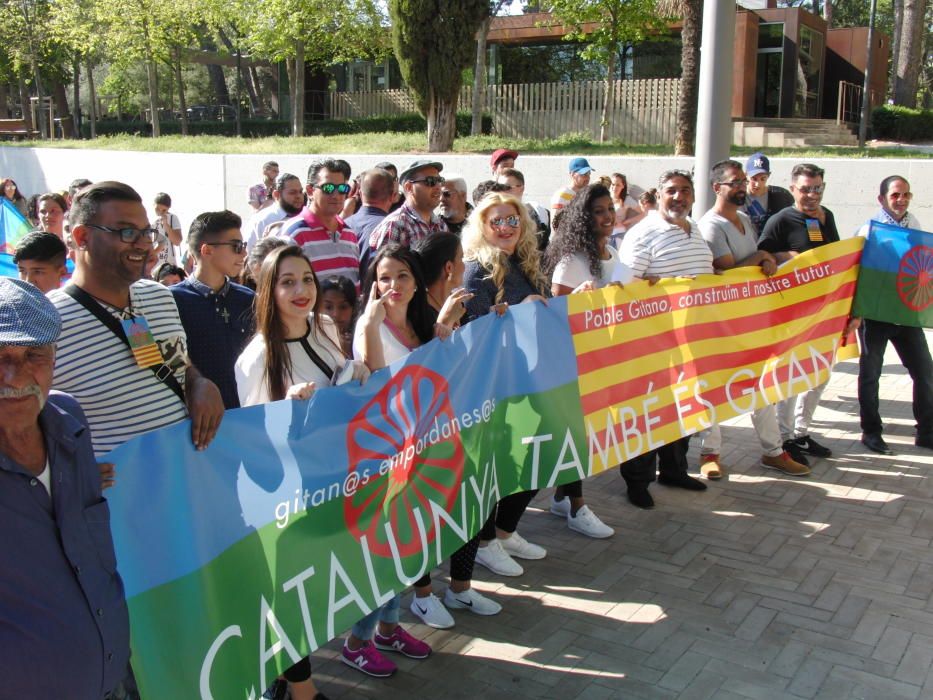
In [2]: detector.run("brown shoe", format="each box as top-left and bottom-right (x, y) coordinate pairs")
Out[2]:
(761, 452), (810, 476)
(700, 454), (723, 480)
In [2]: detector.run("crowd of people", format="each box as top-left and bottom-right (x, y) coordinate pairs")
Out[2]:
(1, 148), (930, 699)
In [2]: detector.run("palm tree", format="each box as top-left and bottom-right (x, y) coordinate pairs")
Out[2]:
(656, 0), (703, 155)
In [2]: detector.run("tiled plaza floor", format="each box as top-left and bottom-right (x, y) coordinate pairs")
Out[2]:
(311, 333), (933, 699)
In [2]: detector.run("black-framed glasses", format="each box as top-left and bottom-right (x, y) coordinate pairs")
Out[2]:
(207, 240), (247, 254)
(87, 224), (158, 245)
(411, 176), (445, 187)
(718, 179), (748, 188)
(313, 183), (351, 195)
(490, 215), (520, 229)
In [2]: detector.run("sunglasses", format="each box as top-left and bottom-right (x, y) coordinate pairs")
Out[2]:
(207, 240), (247, 254)
(313, 183), (352, 195)
(88, 224), (159, 245)
(490, 215), (520, 229)
(410, 176), (445, 187)
(794, 185), (825, 195)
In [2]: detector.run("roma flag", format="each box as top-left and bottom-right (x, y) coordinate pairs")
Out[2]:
(853, 221), (933, 328)
(0, 197), (33, 278)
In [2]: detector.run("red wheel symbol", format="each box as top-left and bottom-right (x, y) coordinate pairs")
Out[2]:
(897, 245), (933, 312)
(345, 365), (464, 558)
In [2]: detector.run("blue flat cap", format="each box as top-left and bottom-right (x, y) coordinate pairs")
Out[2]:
(0, 278), (61, 346)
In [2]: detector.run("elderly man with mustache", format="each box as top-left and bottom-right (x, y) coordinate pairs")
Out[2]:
(0, 277), (130, 698)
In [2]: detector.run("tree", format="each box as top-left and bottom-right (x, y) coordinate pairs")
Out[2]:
(389, 0), (489, 151)
(547, 0), (663, 143)
(656, 0), (702, 156)
(892, 0), (929, 106)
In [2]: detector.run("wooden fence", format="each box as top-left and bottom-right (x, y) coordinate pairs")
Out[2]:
(329, 79), (681, 145)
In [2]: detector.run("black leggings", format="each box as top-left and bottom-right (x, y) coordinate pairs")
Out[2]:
(555, 480), (583, 499)
(480, 490), (539, 540)
(282, 657), (312, 682)
(414, 535), (481, 586)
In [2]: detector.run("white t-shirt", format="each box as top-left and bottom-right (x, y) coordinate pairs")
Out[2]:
(235, 314), (345, 407)
(154, 212), (182, 266)
(49, 279), (190, 457)
(352, 320), (417, 366)
(552, 245), (633, 289)
(613, 195), (640, 235)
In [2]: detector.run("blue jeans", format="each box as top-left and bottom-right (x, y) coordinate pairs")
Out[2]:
(351, 594), (400, 640)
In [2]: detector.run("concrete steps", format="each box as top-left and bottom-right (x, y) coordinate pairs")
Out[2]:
(733, 118), (859, 148)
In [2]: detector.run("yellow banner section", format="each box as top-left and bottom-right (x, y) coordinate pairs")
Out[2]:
(566, 239), (863, 474)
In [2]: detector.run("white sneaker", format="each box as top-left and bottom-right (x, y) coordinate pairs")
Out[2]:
(443, 587), (502, 616)
(567, 505), (614, 539)
(549, 496), (571, 518)
(409, 593), (454, 629)
(474, 539), (524, 576)
(500, 531), (547, 560)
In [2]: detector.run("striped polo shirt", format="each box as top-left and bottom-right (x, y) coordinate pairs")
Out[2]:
(620, 210), (714, 278)
(281, 208), (361, 287)
(49, 279), (190, 457)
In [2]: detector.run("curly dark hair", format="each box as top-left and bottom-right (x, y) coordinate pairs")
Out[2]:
(544, 183), (612, 280)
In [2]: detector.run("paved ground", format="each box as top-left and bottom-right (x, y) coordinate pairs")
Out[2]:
(311, 334), (933, 699)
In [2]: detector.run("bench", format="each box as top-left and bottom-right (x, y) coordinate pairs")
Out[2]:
(0, 118), (39, 140)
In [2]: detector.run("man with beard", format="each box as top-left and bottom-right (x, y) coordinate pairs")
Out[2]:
(698, 160), (809, 477)
(368, 159), (449, 252)
(617, 170), (714, 509)
(437, 175), (471, 235)
(245, 173), (305, 252)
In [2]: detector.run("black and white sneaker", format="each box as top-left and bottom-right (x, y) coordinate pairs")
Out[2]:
(793, 435), (832, 458)
(781, 440), (811, 466)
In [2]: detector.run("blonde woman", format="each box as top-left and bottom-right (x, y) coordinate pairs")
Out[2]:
(461, 192), (550, 578)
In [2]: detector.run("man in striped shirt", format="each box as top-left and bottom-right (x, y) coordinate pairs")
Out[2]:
(48, 181), (225, 458)
(617, 169), (713, 509)
(281, 158), (361, 287)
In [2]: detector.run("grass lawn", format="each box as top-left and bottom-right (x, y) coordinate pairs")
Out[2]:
(5, 131), (929, 158)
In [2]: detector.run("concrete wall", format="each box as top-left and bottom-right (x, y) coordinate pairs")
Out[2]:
(2, 146), (931, 239)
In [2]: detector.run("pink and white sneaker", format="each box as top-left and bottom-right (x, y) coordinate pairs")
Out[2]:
(341, 640), (397, 677)
(374, 626), (432, 659)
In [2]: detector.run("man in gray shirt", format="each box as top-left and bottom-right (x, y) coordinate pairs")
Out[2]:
(698, 159), (808, 477)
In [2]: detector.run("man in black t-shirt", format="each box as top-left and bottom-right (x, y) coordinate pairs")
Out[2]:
(756, 163), (841, 466)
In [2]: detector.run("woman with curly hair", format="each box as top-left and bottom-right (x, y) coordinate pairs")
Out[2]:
(461, 192), (550, 578)
(541, 183), (634, 539)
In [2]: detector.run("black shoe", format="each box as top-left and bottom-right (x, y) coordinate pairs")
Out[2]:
(862, 433), (894, 455)
(793, 435), (832, 458)
(782, 439), (810, 466)
(657, 474), (708, 491)
(626, 482), (655, 509)
(917, 435), (933, 450)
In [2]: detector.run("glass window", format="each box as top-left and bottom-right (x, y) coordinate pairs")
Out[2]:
(795, 26), (823, 117)
(758, 23), (784, 50)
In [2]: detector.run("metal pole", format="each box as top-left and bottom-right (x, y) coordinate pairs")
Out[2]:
(858, 0), (878, 148)
(693, 1), (736, 217)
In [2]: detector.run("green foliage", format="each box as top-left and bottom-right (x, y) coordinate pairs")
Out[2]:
(80, 112), (493, 138)
(388, 0), (489, 115)
(871, 105), (933, 142)
(545, 0), (663, 66)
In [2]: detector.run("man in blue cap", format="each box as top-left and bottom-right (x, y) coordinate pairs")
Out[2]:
(0, 277), (130, 698)
(550, 157), (593, 223)
(742, 152), (793, 235)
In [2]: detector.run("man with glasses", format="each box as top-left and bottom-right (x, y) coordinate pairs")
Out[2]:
(743, 152), (793, 235)
(281, 157), (362, 287)
(437, 175), (471, 235)
(698, 160), (809, 477)
(757, 163), (841, 465)
(855, 176), (932, 454)
(48, 181), (225, 458)
(617, 170), (714, 509)
(171, 211), (255, 409)
(245, 173), (305, 252)
(368, 159), (449, 253)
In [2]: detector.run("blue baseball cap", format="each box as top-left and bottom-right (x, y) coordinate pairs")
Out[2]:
(746, 153), (771, 177)
(568, 157), (593, 175)
(0, 278), (61, 346)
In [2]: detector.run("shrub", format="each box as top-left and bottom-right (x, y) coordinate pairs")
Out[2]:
(871, 105), (933, 142)
(81, 112), (492, 139)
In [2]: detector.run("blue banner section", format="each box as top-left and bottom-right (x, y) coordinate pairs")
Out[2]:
(863, 221), (933, 274)
(106, 299), (577, 598)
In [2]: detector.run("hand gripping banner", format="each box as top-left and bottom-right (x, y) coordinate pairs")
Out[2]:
(104, 237), (863, 698)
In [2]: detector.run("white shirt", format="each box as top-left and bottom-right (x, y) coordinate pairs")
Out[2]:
(620, 210), (714, 278)
(245, 202), (291, 252)
(552, 245), (632, 289)
(235, 314), (345, 406)
(352, 320), (416, 366)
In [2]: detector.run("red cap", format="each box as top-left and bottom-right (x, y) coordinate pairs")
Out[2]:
(490, 149), (519, 167)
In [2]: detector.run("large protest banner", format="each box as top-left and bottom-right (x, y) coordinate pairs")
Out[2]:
(105, 237), (862, 698)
